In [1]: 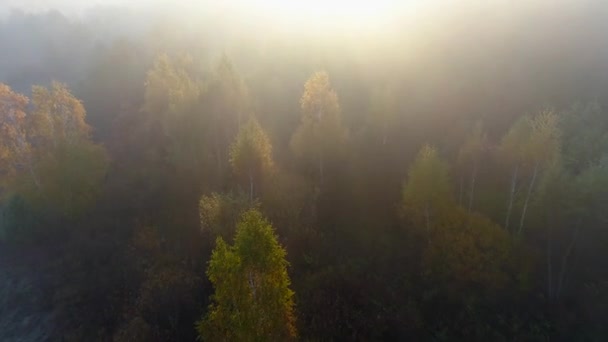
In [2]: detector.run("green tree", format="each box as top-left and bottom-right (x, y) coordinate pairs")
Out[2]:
(403, 144), (452, 234)
(290, 71), (348, 184)
(229, 118), (274, 201)
(423, 207), (511, 294)
(198, 209), (296, 341)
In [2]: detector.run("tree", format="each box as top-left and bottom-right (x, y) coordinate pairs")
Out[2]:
(198, 209), (296, 341)
(229, 117), (274, 201)
(142, 53), (203, 181)
(499, 109), (560, 235)
(35, 142), (108, 218)
(290, 71), (347, 184)
(0, 82), (108, 218)
(499, 116), (531, 232)
(403, 144), (452, 234)
(518, 109), (561, 235)
(423, 207), (511, 294)
(30, 82), (91, 148)
(0, 84), (34, 189)
(205, 55), (251, 180)
(560, 102), (608, 174)
(457, 121), (487, 212)
(199, 191), (255, 240)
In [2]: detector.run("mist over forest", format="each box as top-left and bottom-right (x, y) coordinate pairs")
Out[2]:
(1, 0), (608, 340)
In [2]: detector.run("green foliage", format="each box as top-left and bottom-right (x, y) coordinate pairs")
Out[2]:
(198, 209), (297, 341)
(199, 191), (256, 240)
(423, 207), (512, 294)
(36, 142), (108, 218)
(403, 144), (453, 225)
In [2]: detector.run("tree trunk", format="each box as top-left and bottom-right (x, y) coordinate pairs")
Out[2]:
(505, 165), (519, 231)
(518, 163), (539, 236)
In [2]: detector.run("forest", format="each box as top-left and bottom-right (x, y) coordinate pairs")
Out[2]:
(1, 1), (608, 341)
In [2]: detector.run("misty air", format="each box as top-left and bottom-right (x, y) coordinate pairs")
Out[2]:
(1, 1), (607, 341)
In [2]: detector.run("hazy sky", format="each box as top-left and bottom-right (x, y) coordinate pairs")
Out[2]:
(2, 0), (168, 15)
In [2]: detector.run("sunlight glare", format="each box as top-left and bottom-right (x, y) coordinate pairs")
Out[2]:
(233, 0), (405, 32)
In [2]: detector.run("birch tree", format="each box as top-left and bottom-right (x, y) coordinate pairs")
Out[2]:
(290, 71), (347, 185)
(198, 209), (297, 341)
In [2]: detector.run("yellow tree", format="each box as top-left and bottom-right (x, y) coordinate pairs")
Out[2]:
(229, 117), (274, 202)
(1, 82), (108, 218)
(198, 209), (297, 341)
(142, 53), (202, 178)
(30, 82), (108, 217)
(290, 71), (348, 185)
(0, 84), (36, 190)
(30, 82), (91, 148)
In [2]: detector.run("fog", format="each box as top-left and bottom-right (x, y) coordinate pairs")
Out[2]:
(2, 0), (608, 340)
